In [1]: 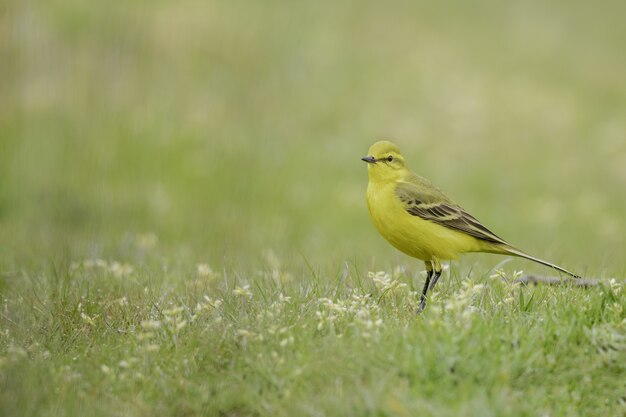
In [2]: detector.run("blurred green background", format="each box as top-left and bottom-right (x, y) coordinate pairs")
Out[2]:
(1, 0), (625, 276)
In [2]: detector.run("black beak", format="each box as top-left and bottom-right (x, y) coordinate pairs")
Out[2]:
(361, 155), (377, 163)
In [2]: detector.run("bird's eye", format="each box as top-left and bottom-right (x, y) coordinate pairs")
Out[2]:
(387, 155), (393, 162)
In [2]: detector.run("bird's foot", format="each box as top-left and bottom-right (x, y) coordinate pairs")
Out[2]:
(418, 296), (427, 313)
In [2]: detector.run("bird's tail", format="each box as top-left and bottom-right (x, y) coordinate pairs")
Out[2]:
(502, 246), (581, 279)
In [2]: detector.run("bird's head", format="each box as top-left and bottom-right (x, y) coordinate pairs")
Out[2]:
(361, 140), (408, 182)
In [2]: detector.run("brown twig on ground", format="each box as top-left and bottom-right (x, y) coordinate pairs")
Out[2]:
(514, 275), (599, 288)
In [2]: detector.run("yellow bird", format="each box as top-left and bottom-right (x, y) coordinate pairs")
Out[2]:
(362, 140), (580, 311)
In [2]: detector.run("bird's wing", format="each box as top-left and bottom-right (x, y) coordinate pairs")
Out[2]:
(395, 177), (509, 245)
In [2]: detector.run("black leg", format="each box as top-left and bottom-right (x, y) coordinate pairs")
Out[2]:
(429, 259), (443, 290)
(429, 269), (442, 290)
(418, 264), (433, 313)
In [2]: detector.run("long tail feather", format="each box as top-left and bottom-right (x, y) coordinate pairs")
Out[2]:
(503, 247), (581, 279)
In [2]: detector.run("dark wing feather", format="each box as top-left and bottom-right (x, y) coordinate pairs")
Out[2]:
(396, 178), (509, 245)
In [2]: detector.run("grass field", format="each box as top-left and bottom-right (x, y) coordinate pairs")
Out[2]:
(1, 1), (625, 416)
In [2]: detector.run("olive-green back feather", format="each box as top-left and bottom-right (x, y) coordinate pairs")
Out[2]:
(395, 174), (509, 246)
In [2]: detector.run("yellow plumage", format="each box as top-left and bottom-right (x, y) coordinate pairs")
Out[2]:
(362, 140), (579, 311)
(366, 179), (484, 261)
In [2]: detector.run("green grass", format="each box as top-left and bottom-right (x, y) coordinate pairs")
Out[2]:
(1, 0), (626, 416)
(1, 263), (624, 416)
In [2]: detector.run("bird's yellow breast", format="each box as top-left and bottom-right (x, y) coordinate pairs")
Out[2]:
(366, 181), (483, 261)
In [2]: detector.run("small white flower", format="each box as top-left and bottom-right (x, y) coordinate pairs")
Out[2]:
(609, 278), (623, 295)
(233, 285), (253, 298)
(136, 233), (158, 250)
(7, 346), (28, 358)
(279, 336), (294, 347)
(197, 263), (213, 277)
(237, 329), (254, 337)
(137, 332), (154, 341)
(80, 312), (95, 326)
(141, 320), (162, 330)
(369, 271), (391, 290)
(490, 269), (507, 280)
(163, 306), (184, 316)
(109, 262), (134, 278)
(369, 270), (407, 292)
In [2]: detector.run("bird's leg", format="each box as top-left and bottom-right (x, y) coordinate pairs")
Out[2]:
(429, 258), (443, 290)
(418, 261), (433, 313)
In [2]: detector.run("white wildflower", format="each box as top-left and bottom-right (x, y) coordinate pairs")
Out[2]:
(80, 312), (95, 326)
(609, 278), (623, 295)
(7, 346), (28, 359)
(136, 332), (154, 341)
(197, 263), (213, 278)
(109, 262), (134, 278)
(279, 336), (294, 347)
(136, 233), (158, 250)
(237, 329), (254, 338)
(141, 320), (162, 330)
(370, 271), (391, 290)
(233, 285), (253, 298)
(490, 269), (507, 280)
(369, 271), (407, 292)
(163, 306), (184, 316)
(199, 295), (222, 310)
